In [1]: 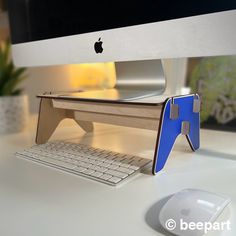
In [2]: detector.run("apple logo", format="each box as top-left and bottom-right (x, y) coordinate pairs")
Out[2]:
(94, 38), (103, 53)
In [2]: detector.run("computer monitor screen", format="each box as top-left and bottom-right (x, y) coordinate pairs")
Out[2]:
(8, 1), (236, 44)
(7, 1), (236, 67)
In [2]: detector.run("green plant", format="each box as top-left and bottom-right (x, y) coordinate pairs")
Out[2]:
(0, 39), (27, 96)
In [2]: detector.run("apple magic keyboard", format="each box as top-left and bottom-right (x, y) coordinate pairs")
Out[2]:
(16, 141), (151, 186)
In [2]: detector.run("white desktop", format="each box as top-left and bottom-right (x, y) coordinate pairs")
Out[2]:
(3, 1), (236, 235)
(0, 123), (236, 236)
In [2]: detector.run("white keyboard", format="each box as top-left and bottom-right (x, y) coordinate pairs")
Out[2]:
(16, 141), (151, 186)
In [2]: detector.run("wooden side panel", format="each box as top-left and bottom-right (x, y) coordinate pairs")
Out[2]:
(36, 98), (66, 144)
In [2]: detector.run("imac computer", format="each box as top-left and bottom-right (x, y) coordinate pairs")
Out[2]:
(7, 1), (236, 185)
(7, 1), (236, 101)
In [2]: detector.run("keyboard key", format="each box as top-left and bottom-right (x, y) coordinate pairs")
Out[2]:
(108, 164), (119, 170)
(83, 169), (95, 175)
(116, 167), (135, 175)
(121, 157), (134, 164)
(99, 162), (110, 168)
(89, 165), (98, 171)
(129, 165), (140, 171)
(78, 161), (92, 168)
(108, 177), (122, 184)
(103, 159), (114, 164)
(89, 165), (97, 170)
(86, 159), (97, 164)
(74, 166), (87, 173)
(97, 153), (109, 158)
(113, 157), (125, 162)
(96, 167), (108, 173)
(46, 158), (76, 170)
(93, 160), (103, 165)
(120, 163), (131, 168)
(112, 161), (123, 166)
(90, 171), (103, 178)
(105, 170), (128, 179)
(65, 159), (78, 164)
(97, 157), (107, 162)
(100, 174), (112, 180)
(105, 154), (118, 160)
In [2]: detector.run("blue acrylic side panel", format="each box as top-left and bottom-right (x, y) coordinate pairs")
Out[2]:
(153, 94), (200, 174)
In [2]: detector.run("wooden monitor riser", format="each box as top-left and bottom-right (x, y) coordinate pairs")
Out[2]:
(35, 94), (200, 174)
(36, 97), (163, 145)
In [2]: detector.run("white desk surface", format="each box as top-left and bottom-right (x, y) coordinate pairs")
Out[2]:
(0, 118), (236, 236)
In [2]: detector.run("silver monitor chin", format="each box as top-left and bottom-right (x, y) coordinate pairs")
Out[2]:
(11, 10), (236, 67)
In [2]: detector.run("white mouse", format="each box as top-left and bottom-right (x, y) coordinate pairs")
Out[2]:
(159, 189), (230, 236)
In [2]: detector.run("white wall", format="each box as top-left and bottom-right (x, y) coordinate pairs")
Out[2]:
(22, 66), (75, 113)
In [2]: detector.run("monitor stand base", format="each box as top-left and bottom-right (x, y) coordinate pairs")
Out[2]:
(57, 87), (164, 102)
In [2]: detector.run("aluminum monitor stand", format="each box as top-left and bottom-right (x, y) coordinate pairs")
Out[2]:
(114, 59), (166, 100)
(57, 60), (169, 102)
